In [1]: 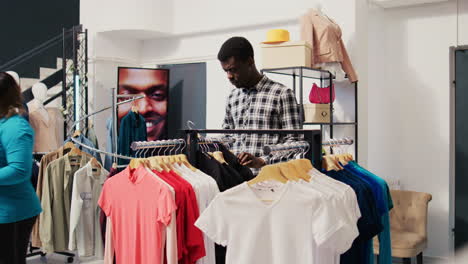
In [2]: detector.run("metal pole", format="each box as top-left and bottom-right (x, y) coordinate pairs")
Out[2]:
(85, 28), (89, 129)
(72, 26), (78, 131)
(112, 88), (118, 164)
(292, 72), (296, 94)
(186, 131), (198, 165)
(355, 81), (359, 162)
(329, 72), (334, 154)
(62, 28), (67, 139)
(299, 67), (304, 123)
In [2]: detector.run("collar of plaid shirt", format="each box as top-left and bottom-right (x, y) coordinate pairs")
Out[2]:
(249, 75), (269, 91)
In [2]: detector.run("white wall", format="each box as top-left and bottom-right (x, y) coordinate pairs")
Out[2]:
(140, 0), (359, 130)
(367, 1), (463, 259)
(80, 0), (173, 37)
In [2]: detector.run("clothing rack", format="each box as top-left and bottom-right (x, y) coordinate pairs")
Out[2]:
(131, 139), (185, 151)
(263, 141), (310, 155)
(322, 137), (354, 146)
(197, 136), (236, 145)
(62, 89), (145, 161)
(183, 129), (322, 168)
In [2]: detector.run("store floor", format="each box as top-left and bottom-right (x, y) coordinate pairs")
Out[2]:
(26, 256), (441, 264)
(27, 254), (103, 264)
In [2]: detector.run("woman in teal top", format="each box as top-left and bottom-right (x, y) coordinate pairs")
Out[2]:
(0, 72), (42, 264)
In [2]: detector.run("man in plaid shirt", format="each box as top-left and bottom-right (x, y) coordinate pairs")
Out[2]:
(219, 37), (302, 174)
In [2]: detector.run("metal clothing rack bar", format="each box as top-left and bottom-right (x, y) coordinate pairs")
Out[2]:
(63, 89), (144, 163)
(197, 136), (236, 145)
(70, 137), (133, 160)
(183, 129), (322, 168)
(322, 138), (354, 146)
(263, 141), (310, 155)
(131, 139), (185, 151)
(67, 94), (144, 137)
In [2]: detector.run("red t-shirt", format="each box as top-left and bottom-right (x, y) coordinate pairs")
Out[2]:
(154, 170), (206, 264)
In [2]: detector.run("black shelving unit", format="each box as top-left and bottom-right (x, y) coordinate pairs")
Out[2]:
(261, 66), (358, 161)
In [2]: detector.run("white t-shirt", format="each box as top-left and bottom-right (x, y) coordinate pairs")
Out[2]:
(195, 181), (345, 264)
(296, 173), (361, 264)
(176, 164), (219, 264)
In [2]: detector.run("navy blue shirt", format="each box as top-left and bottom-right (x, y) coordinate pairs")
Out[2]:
(325, 170), (383, 264)
(345, 165), (386, 216)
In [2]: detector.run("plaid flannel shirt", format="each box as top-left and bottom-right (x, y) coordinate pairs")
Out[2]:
(222, 75), (302, 175)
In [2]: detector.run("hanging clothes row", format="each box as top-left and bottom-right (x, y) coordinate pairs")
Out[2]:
(195, 153), (360, 264)
(194, 135), (393, 264)
(100, 139), (220, 264)
(321, 141), (393, 264)
(31, 132), (107, 262)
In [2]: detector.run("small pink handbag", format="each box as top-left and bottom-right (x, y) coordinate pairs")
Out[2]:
(309, 83), (335, 104)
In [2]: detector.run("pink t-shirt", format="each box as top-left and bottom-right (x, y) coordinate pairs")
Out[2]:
(98, 166), (177, 264)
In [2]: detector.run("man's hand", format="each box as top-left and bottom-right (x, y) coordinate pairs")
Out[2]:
(237, 152), (266, 169)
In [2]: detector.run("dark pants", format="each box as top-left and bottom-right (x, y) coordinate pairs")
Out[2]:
(0, 216), (37, 264)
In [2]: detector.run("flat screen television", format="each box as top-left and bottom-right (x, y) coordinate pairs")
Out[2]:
(117, 67), (169, 141)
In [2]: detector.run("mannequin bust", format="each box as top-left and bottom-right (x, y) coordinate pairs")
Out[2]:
(312, 1), (324, 15)
(6, 71), (20, 86)
(28, 82), (49, 122)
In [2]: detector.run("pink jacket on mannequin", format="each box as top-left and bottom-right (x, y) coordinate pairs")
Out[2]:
(300, 9), (358, 82)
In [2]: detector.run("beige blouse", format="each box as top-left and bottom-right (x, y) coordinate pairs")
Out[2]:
(29, 108), (64, 152)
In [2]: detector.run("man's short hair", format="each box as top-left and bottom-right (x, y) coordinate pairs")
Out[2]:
(217, 37), (254, 62)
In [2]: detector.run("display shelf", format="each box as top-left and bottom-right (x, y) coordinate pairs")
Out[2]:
(303, 122), (357, 126)
(261, 66), (358, 161)
(261, 66), (332, 80)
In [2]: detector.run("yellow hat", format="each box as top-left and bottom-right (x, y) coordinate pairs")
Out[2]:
(262, 29), (290, 44)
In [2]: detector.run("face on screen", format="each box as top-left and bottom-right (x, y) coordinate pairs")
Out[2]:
(118, 68), (168, 141)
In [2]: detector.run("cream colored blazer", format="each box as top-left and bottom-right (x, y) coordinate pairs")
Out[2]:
(300, 9), (358, 82)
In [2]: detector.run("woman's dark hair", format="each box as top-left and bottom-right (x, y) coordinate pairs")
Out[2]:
(0, 72), (25, 118)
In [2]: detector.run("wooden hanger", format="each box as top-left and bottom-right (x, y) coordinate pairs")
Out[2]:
(248, 164), (288, 185)
(288, 159), (313, 173)
(345, 153), (354, 162)
(131, 100), (139, 113)
(177, 154), (197, 172)
(129, 158), (148, 169)
(152, 156), (170, 172)
(278, 163), (302, 182)
(333, 155), (345, 170)
(68, 144), (82, 156)
(212, 151), (228, 164)
(90, 157), (101, 169)
(322, 155), (342, 171)
(148, 157), (163, 172)
(72, 130), (81, 138)
(63, 141), (76, 150)
(336, 154), (348, 166)
(168, 155), (177, 165)
(287, 160), (312, 182)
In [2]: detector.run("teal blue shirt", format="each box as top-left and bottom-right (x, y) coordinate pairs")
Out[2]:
(346, 161), (393, 264)
(0, 115), (42, 223)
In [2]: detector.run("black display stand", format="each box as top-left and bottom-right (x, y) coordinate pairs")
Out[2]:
(183, 129), (322, 168)
(261, 66), (358, 161)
